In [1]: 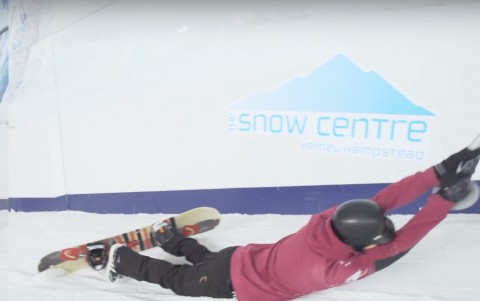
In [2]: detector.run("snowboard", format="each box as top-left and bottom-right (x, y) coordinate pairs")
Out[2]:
(37, 207), (221, 274)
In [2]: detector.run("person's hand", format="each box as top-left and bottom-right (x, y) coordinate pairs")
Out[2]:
(435, 134), (480, 179)
(437, 171), (474, 203)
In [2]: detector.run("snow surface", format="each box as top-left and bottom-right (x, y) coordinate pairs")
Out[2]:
(2, 210), (480, 301)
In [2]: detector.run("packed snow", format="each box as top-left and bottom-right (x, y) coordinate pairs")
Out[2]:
(2, 210), (480, 301)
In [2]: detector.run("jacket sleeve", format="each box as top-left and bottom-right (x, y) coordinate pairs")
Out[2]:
(350, 195), (455, 275)
(371, 167), (440, 212)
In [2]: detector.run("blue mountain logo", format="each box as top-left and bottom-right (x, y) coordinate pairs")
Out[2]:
(228, 54), (434, 116)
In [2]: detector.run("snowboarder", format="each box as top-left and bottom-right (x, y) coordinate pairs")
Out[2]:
(104, 137), (480, 301)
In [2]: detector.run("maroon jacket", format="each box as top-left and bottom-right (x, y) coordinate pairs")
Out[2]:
(230, 167), (454, 301)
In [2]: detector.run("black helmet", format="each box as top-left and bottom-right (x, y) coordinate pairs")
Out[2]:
(331, 199), (395, 251)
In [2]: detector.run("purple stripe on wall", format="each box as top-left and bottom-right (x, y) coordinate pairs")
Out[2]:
(8, 182), (480, 214)
(10, 196), (68, 211)
(0, 199), (8, 210)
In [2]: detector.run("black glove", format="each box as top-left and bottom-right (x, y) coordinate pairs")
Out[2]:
(437, 171), (474, 203)
(435, 148), (480, 179)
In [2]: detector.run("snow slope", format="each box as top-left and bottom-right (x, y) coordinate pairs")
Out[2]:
(3, 211), (480, 301)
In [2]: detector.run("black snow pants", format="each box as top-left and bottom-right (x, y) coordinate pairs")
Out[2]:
(115, 234), (238, 299)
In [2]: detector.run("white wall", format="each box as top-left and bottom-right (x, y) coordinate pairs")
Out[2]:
(0, 0), (8, 200)
(7, 0), (480, 199)
(0, 103), (7, 200)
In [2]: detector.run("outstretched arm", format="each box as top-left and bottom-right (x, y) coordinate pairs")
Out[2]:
(371, 167), (439, 212)
(364, 194), (453, 264)
(345, 166), (476, 277)
(371, 135), (480, 212)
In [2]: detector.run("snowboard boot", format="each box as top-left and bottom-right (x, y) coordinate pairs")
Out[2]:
(152, 218), (178, 246)
(106, 244), (125, 282)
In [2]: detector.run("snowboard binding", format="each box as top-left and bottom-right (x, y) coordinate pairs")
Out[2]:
(86, 242), (108, 271)
(152, 218), (178, 246)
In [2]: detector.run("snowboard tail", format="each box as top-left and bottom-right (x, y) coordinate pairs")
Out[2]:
(38, 207), (221, 273)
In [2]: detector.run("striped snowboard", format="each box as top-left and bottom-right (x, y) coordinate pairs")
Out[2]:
(37, 207), (221, 274)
